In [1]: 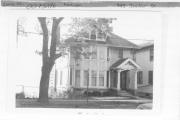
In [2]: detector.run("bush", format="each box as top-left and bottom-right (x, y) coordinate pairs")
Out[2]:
(83, 91), (93, 96)
(102, 89), (118, 96)
(83, 91), (102, 97)
(91, 91), (101, 96)
(63, 87), (74, 99)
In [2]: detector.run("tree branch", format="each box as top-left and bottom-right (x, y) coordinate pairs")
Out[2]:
(54, 53), (62, 60)
(38, 17), (49, 65)
(49, 17), (64, 61)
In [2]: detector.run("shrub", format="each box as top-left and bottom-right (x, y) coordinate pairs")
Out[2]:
(91, 91), (101, 96)
(102, 89), (118, 96)
(83, 91), (93, 96)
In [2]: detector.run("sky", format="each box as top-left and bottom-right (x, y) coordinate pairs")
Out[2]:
(16, 13), (161, 90)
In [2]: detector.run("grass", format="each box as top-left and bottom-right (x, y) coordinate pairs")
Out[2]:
(16, 98), (144, 109)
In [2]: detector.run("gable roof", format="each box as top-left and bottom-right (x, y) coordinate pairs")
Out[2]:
(110, 58), (141, 70)
(64, 33), (139, 49)
(135, 42), (154, 52)
(110, 58), (128, 69)
(139, 42), (154, 49)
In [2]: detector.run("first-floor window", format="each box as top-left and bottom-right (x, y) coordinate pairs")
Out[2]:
(70, 69), (72, 85)
(83, 70), (89, 86)
(75, 70), (80, 87)
(91, 70), (97, 86)
(148, 71), (153, 85)
(137, 71), (143, 84)
(60, 71), (63, 85)
(99, 71), (104, 86)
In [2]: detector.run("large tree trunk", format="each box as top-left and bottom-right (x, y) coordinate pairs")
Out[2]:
(38, 63), (53, 103)
(38, 17), (64, 103)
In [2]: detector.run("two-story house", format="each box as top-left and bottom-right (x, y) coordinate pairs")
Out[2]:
(48, 32), (153, 97)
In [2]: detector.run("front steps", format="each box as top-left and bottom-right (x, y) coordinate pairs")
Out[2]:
(117, 90), (135, 97)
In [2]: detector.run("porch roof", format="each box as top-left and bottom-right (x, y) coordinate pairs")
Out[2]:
(110, 58), (128, 69)
(110, 58), (141, 70)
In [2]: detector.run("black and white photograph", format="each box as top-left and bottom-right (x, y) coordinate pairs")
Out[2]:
(1, 1), (180, 120)
(15, 13), (159, 109)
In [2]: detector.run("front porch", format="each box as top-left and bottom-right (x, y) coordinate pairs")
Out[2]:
(108, 58), (141, 95)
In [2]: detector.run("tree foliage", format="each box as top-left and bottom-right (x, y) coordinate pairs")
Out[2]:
(68, 18), (115, 60)
(69, 18), (115, 37)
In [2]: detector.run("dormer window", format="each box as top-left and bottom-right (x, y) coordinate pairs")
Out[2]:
(97, 30), (106, 41)
(90, 30), (96, 40)
(89, 29), (106, 41)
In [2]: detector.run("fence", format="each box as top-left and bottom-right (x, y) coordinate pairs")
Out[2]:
(16, 85), (39, 98)
(16, 85), (69, 99)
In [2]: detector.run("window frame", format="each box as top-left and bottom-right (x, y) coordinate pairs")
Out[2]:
(90, 30), (96, 40)
(75, 70), (80, 87)
(150, 47), (154, 61)
(99, 71), (105, 87)
(137, 71), (143, 84)
(91, 70), (97, 86)
(91, 46), (97, 59)
(148, 71), (153, 85)
(60, 70), (63, 85)
(118, 48), (123, 59)
(83, 70), (89, 86)
(83, 46), (90, 59)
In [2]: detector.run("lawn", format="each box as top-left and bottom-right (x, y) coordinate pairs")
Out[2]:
(16, 98), (151, 109)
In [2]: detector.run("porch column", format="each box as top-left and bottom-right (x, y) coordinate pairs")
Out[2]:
(108, 70), (111, 88)
(117, 70), (121, 90)
(134, 70), (138, 90)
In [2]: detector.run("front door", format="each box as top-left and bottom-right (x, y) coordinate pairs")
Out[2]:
(120, 71), (128, 90)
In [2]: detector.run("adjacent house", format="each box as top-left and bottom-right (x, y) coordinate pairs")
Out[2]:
(48, 31), (154, 97)
(136, 43), (154, 95)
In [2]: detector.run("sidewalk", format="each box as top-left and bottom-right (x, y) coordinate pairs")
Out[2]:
(52, 96), (152, 104)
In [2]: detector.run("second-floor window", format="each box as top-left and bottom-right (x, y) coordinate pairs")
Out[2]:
(119, 48), (123, 59)
(83, 47), (90, 59)
(150, 47), (154, 61)
(131, 49), (136, 61)
(91, 46), (97, 59)
(99, 47), (105, 60)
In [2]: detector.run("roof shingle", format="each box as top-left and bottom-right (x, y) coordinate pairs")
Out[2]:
(64, 32), (139, 49)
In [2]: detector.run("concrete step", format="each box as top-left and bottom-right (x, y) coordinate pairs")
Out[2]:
(117, 91), (134, 97)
